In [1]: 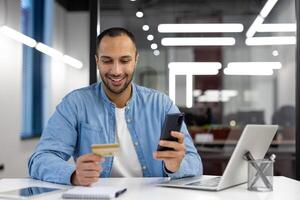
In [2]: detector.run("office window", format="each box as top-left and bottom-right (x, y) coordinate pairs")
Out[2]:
(21, 0), (45, 138)
(99, 0), (296, 178)
(21, 0), (89, 138)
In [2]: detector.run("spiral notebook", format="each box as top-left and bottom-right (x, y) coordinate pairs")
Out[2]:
(62, 186), (127, 199)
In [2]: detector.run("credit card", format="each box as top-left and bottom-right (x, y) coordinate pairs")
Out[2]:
(91, 143), (120, 157)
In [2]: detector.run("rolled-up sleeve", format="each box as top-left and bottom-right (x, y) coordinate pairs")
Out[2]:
(28, 93), (79, 185)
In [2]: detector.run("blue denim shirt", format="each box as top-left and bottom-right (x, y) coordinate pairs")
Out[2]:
(28, 82), (203, 185)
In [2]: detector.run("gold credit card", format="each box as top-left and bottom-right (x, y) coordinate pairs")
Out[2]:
(91, 143), (120, 157)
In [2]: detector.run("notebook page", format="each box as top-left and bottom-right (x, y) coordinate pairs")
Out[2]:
(62, 186), (126, 199)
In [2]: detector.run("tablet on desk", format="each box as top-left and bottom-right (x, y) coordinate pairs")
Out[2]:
(0, 186), (62, 199)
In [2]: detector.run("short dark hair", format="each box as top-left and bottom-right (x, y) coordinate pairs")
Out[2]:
(96, 27), (137, 54)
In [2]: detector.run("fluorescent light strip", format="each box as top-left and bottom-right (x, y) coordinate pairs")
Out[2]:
(246, 0), (278, 38)
(204, 90), (238, 97)
(169, 71), (176, 103)
(0, 25), (37, 47)
(227, 62), (282, 69)
(158, 23), (244, 33)
(197, 90), (238, 102)
(168, 62), (221, 75)
(198, 96), (230, 102)
(224, 67), (274, 76)
(246, 15), (264, 38)
(168, 62), (222, 104)
(0, 25), (82, 69)
(260, 0), (278, 18)
(186, 74), (193, 108)
(36, 42), (63, 59)
(36, 43), (83, 69)
(161, 37), (235, 46)
(245, 36), (296, 45)
(63, 55), (83, 69)
(256, 23), (296, 32)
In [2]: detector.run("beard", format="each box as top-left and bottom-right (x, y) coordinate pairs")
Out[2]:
(100, 71), (135, 95)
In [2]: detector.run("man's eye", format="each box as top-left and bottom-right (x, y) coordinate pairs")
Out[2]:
(102, 60), (112, 64)
(121, 60), (130, 64)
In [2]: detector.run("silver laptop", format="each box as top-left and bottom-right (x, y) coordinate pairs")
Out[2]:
(158, 124), (278, 191)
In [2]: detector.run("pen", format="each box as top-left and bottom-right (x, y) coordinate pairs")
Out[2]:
(115, 188), (127, 198)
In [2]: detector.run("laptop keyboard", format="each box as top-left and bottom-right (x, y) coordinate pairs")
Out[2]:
(187, 177), (221, 187)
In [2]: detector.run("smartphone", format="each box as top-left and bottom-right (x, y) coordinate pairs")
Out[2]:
(0, 187), (62, 199)
(157, 113), (184, 151)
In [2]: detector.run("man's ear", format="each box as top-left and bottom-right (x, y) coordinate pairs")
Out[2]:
(135, 53), (139, 65)
(95, 55), (98, 64)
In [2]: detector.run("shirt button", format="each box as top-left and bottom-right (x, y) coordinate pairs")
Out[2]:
(127, 119), (131, 123)
(142, 166), (147, 170)
(126, 106), (130, 110)
(134, 142), (138, 146)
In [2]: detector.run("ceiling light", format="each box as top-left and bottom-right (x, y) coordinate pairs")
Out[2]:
(272, 50), (279, 56)
(35, 42), (63, 59)
(224, 67), (274, 76)
(193, 90), (202, 97)
(196, 90), (238, 102)
(246, 15), (264, 38)
(245, 36), (296, 45)
(158, 23), (244, 33)
(63, 55), (83, 69)
(153, 50), (160, 56)
(168, 62), (222, 104)
(168, 62), (222, 75)
(36, 43), (83, 69)
(147, 34), (154, 41)
(136, 11), (143, 18)
(227, 62), (282, 69)
(256, 23), (296, 32)
(142, 25), (149, 31)
(161, 37), (236, 46)
(260, 0), (278, 18)
(0, 25), (37, 47)
(151, 43), (158, 49)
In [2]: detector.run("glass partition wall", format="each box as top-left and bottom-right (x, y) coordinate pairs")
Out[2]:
(99, 0), (296, 178)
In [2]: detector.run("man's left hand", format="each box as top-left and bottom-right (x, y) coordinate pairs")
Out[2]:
(153, 131), (186, 173)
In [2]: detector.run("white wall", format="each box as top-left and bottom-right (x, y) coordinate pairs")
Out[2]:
(0, 0), (39, 178)
(0, 1), (89, 178)
(47, 3), (89, 119)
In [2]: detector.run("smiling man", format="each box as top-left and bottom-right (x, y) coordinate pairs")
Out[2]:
(28, 27), (203, 186)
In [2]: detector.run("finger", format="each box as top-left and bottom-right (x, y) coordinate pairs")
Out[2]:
(159, 140), (184, 151)
(78, 170), (100, 178)
(81, 177), (99, 186)
(79, 154), (103, 163)
(78, 162), (101, 171)
(171, 131), (184, 143)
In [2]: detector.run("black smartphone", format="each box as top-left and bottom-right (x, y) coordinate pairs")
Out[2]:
(157, 113), (184, 151)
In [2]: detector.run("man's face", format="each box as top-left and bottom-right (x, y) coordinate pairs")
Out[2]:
(96, 35), (137, 95)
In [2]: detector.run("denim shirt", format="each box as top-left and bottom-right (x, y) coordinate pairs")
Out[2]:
(28, 82), (203, 185)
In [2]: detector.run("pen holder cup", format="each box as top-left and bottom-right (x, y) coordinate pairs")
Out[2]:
(247, 159), (274, 192)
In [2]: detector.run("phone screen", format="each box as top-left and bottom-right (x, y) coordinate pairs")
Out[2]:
(157, 113), (184, 151)
(0, 187), (61, 198)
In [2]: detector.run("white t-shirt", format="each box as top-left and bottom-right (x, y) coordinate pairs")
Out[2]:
(110, 107), (143, 177)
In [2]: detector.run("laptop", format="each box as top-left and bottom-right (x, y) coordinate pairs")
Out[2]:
(158, 124), (278, 191)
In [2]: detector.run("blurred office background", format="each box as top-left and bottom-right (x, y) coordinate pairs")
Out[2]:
(0, 0), (297, 179)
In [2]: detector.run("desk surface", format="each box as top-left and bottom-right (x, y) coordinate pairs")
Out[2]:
(0, 176), (299, 200)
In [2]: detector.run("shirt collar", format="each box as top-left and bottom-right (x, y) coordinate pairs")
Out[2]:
(99, 81), (136, 108)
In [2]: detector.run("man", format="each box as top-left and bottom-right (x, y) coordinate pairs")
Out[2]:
(28, 27), (202, 186)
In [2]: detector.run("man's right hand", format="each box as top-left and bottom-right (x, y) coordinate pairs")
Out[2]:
(71, 153), (103, 186)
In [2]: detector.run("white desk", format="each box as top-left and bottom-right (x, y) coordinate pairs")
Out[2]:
(0, 176), (299, 200)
